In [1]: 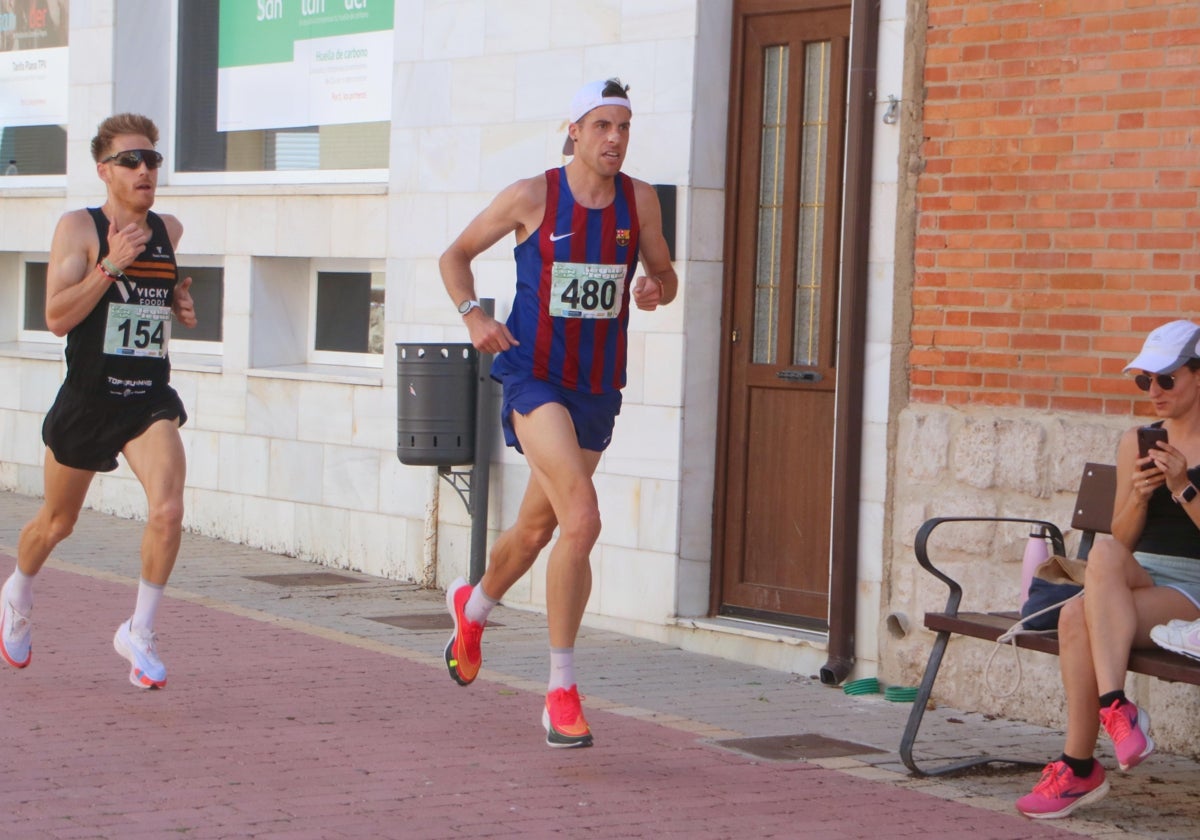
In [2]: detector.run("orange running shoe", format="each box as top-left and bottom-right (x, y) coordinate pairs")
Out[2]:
(444, 577), (483, 686)
(542, 685), (593, 748)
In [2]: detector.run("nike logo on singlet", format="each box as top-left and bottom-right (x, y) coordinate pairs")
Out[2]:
(548, 232), (574, 242)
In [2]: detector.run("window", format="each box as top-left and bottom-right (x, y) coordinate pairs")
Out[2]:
(171, 265), (224, 351)
(174, 2), (390, 178)
(0, 126), (66, 177)
(312, 269), (384, 363)
(249, 258), (383, 373)
(21, 261), (48, 333)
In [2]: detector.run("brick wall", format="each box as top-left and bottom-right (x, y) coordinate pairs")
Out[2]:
(914, 0), (1200, 414)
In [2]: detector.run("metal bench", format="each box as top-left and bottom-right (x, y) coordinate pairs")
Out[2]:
(899, 462), (1200, 776)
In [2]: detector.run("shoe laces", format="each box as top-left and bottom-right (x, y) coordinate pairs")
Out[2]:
(130, 626), (160, 657)
(548, 687), (586, 724)
(462, 618), (483, 653)
(1100, 701), (1132, 742)
(3, 601), (31, 634)
(1032, 761), (1071, 796)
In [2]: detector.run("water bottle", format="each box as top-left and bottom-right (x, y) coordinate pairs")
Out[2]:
(1019, 525), (1051, 604)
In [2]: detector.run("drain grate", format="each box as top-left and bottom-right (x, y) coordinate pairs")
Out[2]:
(714, 733), (885, 761)
(369, 614), (502, 631)
(246, 572), (362, 587)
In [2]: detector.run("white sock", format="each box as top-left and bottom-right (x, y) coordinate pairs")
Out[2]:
(548, 647), (576, 692)
(3, 569), (34, 613)
(464, 584), (499, 625)
(131, 579), (165, 632)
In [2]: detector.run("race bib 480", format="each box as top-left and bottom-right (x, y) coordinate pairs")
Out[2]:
(549, 262), (626, 319)
(103, 302), (172, 358)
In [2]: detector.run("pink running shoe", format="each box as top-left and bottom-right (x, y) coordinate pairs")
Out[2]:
(444, 577), (483, 686)
(1099, 699), (1154, 771)
(1016, 760), (1109, 819)
(542, 685), (593, 748)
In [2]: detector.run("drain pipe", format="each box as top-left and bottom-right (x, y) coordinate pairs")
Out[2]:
(820, 0), (880, 686)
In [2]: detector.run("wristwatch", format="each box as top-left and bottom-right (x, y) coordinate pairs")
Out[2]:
(457, 299), (481, 316)
(1173, 483), (1198, 505)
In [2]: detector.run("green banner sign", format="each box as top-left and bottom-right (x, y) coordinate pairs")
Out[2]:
(216, 0), (395, 131)
(219, 0), (393, 68)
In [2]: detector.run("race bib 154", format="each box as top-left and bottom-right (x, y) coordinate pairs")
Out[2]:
(103, 302), (172, 358)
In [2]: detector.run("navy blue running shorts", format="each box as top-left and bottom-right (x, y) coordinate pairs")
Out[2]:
(498, 375), (621, 454)
(41, 384), (188, 473)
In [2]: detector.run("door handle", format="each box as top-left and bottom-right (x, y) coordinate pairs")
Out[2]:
(777, 370), (822, 383)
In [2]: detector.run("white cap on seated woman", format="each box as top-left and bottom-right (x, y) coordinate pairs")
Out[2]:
(1124, 320), (1200, 375)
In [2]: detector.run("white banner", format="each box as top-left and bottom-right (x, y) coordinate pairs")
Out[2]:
(0, 0), (69, 126)
(216, 1), (393, 132)
(217, 30), (392, 132)
(0, 46), (67, 126)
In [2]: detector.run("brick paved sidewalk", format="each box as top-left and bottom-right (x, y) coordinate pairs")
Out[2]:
(1, 491), (1197, 838)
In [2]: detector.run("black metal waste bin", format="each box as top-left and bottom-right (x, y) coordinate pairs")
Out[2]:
(396, 343), (478, 466)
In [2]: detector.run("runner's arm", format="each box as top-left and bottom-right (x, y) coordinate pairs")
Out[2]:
(439, 178), (543, 351)
(440, 177), (542, 308)
(631, 180), (678, 308)
(160, 214), (197, 328)
(44, 210), (109, 336)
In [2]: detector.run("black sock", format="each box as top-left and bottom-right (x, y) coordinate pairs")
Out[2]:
(1060, 753), (1095, 778)
(1098, 689), (1127, 709)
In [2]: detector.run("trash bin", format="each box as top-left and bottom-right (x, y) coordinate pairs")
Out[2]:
(396, 343), (478, 466)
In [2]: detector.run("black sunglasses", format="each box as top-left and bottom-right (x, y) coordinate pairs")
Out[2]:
(101, 149), (163, 170)
(1134, 372), (1179, 391)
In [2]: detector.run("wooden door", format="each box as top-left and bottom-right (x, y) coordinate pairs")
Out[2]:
(715, 1), (850, 627)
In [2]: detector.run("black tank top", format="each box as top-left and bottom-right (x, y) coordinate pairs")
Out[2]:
(1136, 453), (1200, 560)
(63, 208), (178, 401)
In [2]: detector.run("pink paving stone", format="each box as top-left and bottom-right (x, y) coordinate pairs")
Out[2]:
(0, 559), (1079, 839)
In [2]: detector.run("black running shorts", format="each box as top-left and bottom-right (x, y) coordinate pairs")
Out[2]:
(41, 384), (188, 473)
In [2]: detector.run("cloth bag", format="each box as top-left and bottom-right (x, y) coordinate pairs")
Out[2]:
(1018, 555), (1087, 630)
(986, 555), (1088, 697)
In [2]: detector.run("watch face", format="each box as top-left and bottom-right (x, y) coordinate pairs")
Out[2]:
(1185, 485), (1197, 502)
(458, 300), (473, 314)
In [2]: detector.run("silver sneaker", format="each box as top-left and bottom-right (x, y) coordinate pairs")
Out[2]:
(113, 620), (167, 688)
(0, 591), (31, 669)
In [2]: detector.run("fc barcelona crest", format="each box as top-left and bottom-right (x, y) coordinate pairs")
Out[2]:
(615, 228), (631, 247)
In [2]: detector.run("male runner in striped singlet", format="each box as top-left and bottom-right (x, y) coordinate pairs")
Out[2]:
(0, 113), (197, 689)
(439, 78), (678, 747)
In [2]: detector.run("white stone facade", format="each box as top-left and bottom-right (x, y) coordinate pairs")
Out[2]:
(0, 1), (911, 684)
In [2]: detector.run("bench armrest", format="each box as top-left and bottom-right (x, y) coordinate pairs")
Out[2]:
(914, 516), (1066, 617)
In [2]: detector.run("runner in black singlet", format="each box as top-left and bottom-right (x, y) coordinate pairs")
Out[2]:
(0, 114), (197, 690)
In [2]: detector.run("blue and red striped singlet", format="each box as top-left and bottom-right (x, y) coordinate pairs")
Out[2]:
(490, 166), (641, 394)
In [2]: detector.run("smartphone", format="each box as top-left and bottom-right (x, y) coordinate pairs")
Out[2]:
(1137, 425), (1169, 459)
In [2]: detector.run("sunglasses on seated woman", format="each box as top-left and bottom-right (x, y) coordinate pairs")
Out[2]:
(1134, 372), (1180, 391)
(101, 149), (164, 170)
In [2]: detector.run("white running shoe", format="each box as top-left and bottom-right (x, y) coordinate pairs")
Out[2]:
(1149, 618), (1200, 662)
(0, 584), (31, 669)
(113, 620), (167, 689)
